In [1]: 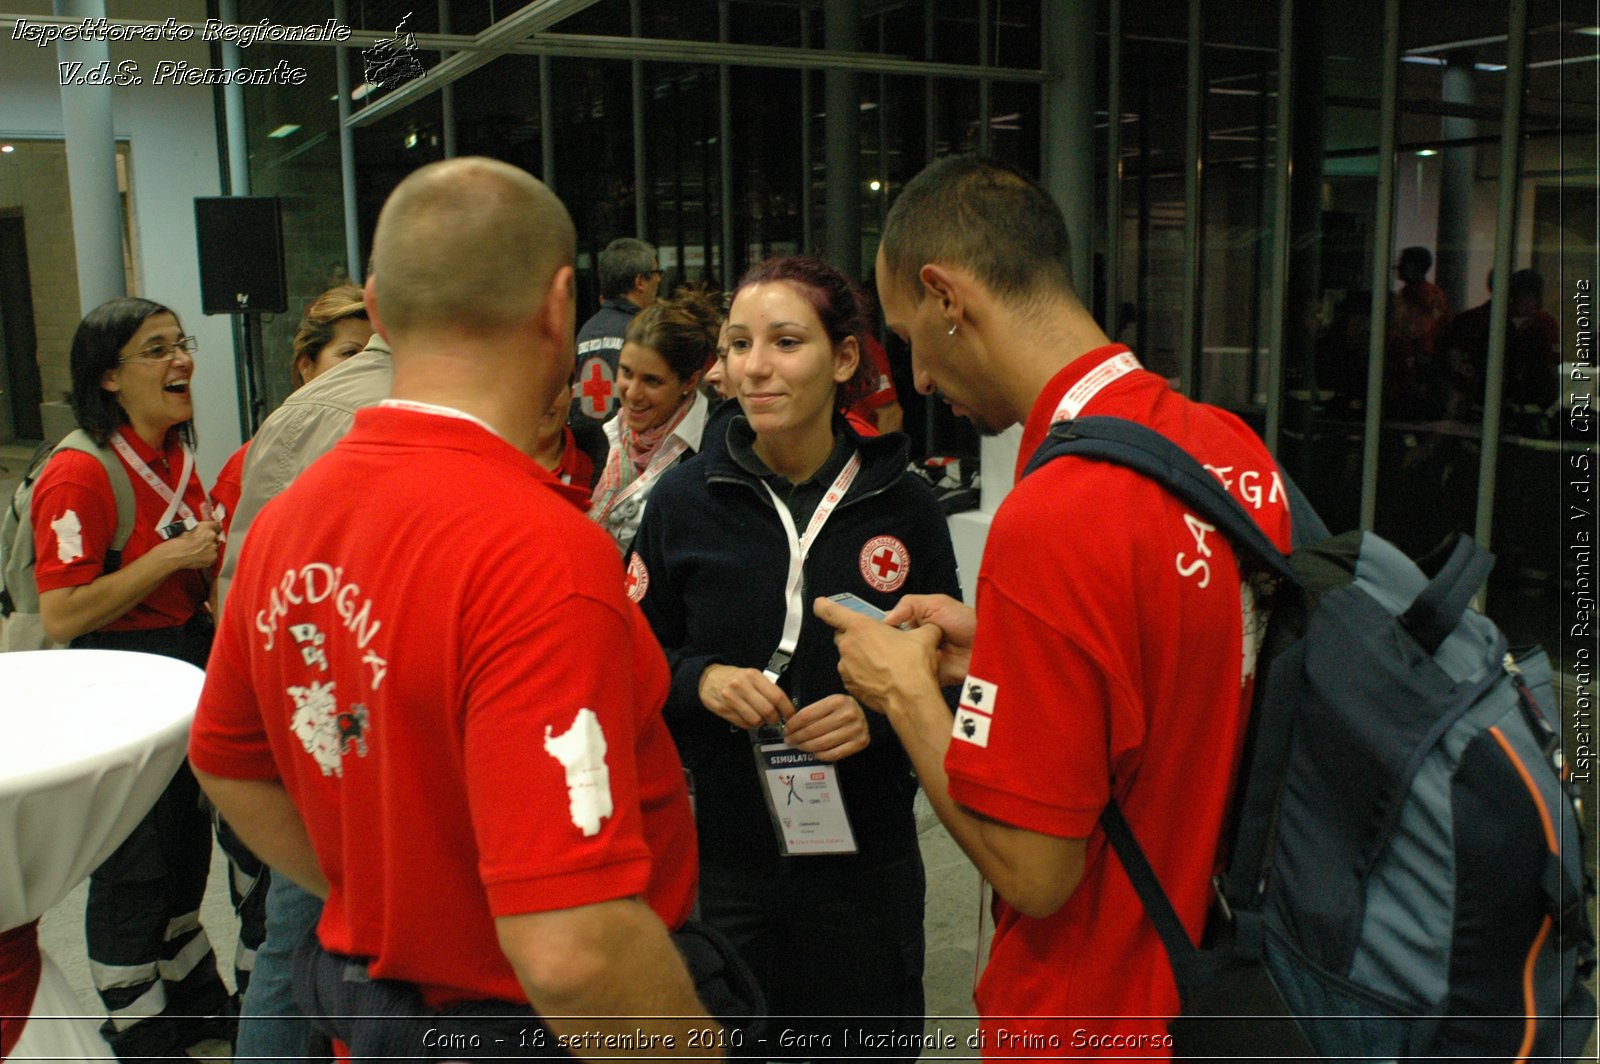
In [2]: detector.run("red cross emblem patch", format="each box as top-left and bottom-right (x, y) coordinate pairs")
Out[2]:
(577, 356), (616, 419)
(859, 535), (910, 593)
(625, 553), (650, 603)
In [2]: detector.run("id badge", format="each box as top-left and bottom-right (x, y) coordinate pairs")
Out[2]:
(753, 742), (857, 856)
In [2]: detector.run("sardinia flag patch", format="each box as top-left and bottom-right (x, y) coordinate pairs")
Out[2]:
(953, 674), (998, 747)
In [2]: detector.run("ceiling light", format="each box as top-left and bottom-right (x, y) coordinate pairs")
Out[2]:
(1577, 26), (1600, 36)
(1474, 62), (1507, 72)
(0, 145), (13, 154)
(1529, 53), (1600, 69)
(1402, 55), (1448, 66)
(404, 131), (419, 149)
(1416, 148), (1438, 157)
(869, 180), (882, 191)
(267, 124), (300, 139)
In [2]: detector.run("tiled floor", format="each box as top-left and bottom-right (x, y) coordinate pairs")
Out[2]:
(38, 804), (989, 1060)
(29, 755), (1600, 1063)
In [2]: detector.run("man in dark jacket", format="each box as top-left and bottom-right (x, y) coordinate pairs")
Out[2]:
(574, 237), (660, 422)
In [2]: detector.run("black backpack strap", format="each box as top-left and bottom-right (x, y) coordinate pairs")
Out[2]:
(1399, 532), (1495, 656)
(1100, 799), (1204, 995)
(1022, 417), (1297, 585)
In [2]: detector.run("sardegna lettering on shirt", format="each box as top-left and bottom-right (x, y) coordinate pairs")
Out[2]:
(254, 563), (385, 653)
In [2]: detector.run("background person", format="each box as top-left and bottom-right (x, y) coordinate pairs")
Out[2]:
(212, 326), (394, 1063)
(533, 377), (608, 508)
(203, 281), (375, 1011)
(629, 255), (960, 1055)
(211, 284), (372, 539)
(1385, 245), (1451, 419)
(588, 288), (720, 551)
(847, 330), (904, 435)
(574, 237), (661, 422)
(30, 297), (234, 1059)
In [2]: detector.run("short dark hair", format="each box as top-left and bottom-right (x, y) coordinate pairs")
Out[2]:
(881, 154), (1075, 306)
(733, 255), (873, 408)
(67, 297), (195, 447)
(623, 286), (722, 382)
(1398, 246), (1433, 274)
(1510, 268), (1544, 303)
(598, 238), (658, 300)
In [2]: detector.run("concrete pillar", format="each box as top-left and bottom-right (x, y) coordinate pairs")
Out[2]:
(1040, 0), (1095, 298)
(218, 0), (250, 195)
(335, 0), (360, 280)
(440, 0), (458, 158)
(1436, 59), (1476, 311)
(824, 0), (861, 275)
(1285, 0), (1327, 397)
(54, 0), (125, 311)
(632, 0), (647, 238)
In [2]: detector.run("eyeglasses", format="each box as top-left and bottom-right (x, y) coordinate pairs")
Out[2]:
(121, 336), (198, 364)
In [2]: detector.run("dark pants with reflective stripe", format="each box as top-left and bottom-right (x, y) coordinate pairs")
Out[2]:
(75, 616), (235, 1059)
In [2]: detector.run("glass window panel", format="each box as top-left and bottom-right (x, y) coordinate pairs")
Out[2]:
(643, 64), (719, 290)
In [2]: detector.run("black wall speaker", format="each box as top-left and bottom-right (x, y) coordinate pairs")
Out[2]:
(195, 196), (287, 315)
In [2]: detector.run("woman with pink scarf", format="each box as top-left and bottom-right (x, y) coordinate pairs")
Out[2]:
(588, 288), (720, 550)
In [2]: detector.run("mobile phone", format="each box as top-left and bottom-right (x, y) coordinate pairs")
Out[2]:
(827, 592), (888, 621)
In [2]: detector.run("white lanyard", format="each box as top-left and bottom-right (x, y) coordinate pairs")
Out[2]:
(110, 432), (198, 532)
(610, 434), (692, 511)
(759, 451), (862, 682)
(380, 398), (504, 440)
(1051, 349), (1142, 423)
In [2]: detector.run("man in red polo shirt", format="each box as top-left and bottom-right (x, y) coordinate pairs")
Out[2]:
(818, 155), (1292, 1057)
(189, 157), (715, 1058)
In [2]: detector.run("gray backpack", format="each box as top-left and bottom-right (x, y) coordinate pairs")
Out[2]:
(1025, 415), (1597, 1061)
(0, 430), (135, 650)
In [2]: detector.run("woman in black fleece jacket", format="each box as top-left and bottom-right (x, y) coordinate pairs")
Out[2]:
(629, 256), (960, 1059)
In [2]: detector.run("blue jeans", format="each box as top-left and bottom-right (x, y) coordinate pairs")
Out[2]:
(235, 875), (323, 1062)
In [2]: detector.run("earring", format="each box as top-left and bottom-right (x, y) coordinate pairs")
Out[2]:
(947, 322), (958, 337)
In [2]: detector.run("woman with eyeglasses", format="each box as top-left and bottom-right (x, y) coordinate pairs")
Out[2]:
(28, 297), (236, 1059)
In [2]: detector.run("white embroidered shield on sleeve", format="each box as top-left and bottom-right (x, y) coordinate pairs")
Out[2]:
(51, 509), (84, 564)
(544, 708), (614, 837)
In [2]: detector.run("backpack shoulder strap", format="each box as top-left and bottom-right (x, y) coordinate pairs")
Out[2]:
(1100, 799), (1208, 994)
(1022, 416), (1297, 584)
(55, 430), (137, 553)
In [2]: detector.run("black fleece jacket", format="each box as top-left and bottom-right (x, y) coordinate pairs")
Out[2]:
(630, 419), (961, 866)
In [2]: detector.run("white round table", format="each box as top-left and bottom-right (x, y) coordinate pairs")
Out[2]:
(0, 650), (204, 1061)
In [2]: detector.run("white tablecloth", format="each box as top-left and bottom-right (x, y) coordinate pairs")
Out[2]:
(0, 649), (205, 1060)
